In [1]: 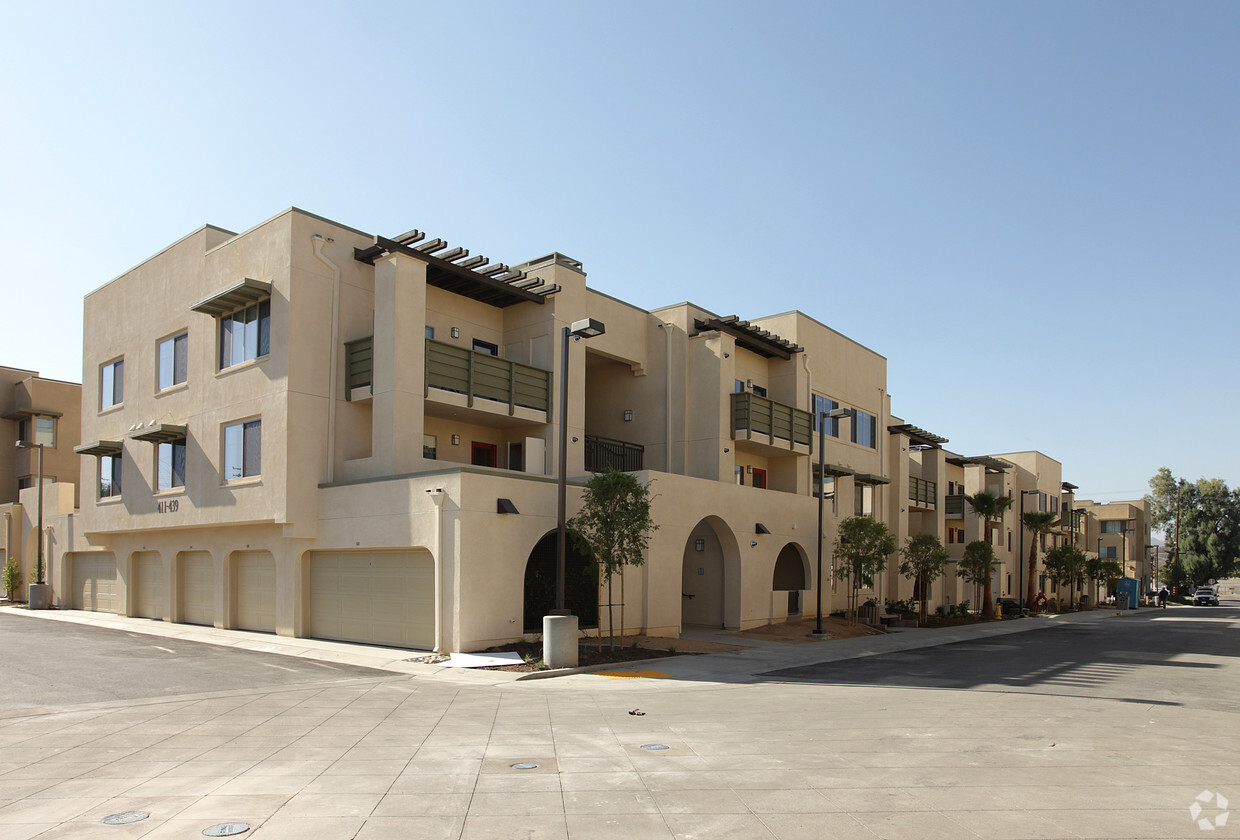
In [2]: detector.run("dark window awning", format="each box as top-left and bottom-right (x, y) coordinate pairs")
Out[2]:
(887, 423), (948, 448)
(190, 278), (272, 317)
(355, 231), (559, 308)
(820, 463), (855, 477)
(2, 407), (64, 420)
(855, 473), (891, 485)
(129, 423), (187, 443)
(693, 316), (803, 360)
(74, 440), (123, 456)
(1061, 481), (1079, 491)
(945, 455), (1013, 472)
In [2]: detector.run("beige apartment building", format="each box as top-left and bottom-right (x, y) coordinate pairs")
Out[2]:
(1075, 498), (1153, 591)
(0, 367), (81, 587)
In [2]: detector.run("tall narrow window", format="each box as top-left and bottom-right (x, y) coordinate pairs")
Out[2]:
(812, 395), (840, 437)
(851, 409), (877, 449)
(158, 333), (188, 390)
(101, 358), (124, 409)
(99, 454), (122, 498)
(156, 439), (187, 490)
(34, 416), (55, 447)
(220, 300), (270, 369)
(224, 419), (261, 480)
(423, 434), (437, 460)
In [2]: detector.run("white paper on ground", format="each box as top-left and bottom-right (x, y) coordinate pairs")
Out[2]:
(443, 651), (524, 668)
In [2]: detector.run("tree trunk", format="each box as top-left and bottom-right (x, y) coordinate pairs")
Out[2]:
(1026, 535), (1038, 608)
(607, 575), (615, 652)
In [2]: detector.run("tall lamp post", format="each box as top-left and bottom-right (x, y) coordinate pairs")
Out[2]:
(14, 440), (47, 608)
(812, 407), (851, 636)
(1017, 489), (1040, 607)
(545, 317), (605, 669)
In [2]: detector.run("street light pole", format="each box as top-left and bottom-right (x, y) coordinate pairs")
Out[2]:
(813, 407), (850, 636)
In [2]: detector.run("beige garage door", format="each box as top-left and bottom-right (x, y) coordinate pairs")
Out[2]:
(235, 551), (276, 633)
(179, 552), (214, 627)
(71, 553), (119, 613)
(133, 552), (164, 620)
(307, 550), (434, 650)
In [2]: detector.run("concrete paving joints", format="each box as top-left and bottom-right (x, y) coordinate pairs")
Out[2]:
(0, 605), (1226, 840)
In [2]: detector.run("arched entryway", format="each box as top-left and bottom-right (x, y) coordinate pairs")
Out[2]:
(772, 543), (809, 616)
(681, 517), (742, 630)
(523, 532), (598, 632)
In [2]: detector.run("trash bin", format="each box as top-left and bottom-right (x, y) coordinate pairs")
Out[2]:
(1116, 594), (1129, 611)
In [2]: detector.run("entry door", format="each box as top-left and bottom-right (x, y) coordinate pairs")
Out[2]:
(751, 468), (767, 489)
(472, 442), (497, 467)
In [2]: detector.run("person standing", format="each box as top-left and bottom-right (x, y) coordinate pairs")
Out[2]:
(1158, 586), (1169, 608)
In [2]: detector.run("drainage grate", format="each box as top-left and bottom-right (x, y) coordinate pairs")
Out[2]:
(640, 744), (670, 751)
(202, 824), (251, 837)
(102, 812), (149, 826)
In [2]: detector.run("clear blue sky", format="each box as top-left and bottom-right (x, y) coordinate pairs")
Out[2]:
(3, 1), (1236, 502)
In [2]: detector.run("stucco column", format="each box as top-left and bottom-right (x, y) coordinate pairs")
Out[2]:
(373, 253), (427, 475)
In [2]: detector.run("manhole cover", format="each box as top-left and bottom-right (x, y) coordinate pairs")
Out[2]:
(102, 812), (149, 825)
(641, 744), (670, 751)
(511, 763), (538, 770)
(202, 824), (251, 837)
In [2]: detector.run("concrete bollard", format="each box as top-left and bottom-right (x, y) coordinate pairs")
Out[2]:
(28, 583), (51, 611)
(543, 614), (579, 669)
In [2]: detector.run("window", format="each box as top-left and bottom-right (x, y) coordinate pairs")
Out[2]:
(947, 481), (964, 496)
(851, 409), (877, 449)
(734, 380), (745, 393)
(156, 439), (187, 491)
(17, 476), (54, 490)
(425, 326), (435, 339)
(1100, 520), (1125, 534)
(472, 339), (498, 356)
(99, 455), (122, 498)
(1100, 545), (1118, 559)
(17, 416), (54, 447)
(1051, 497), (1060, 514)
(734, 465), (744, 485)
(101, 358), (124, 409)
(812, 464), (835, 499)
(854, 483), (873, 517)
(423, 434), (437, 460)
(812, 395), (840, 437)
(219, 299), (270, 369)
(471, 441), (497, 467)
(158, 332), (188, 390)
(750, 467), (767, 489)
(223, 419), (261, 481)
(750, 384), (767, 397)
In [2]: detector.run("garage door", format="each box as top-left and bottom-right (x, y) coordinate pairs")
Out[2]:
(235, 551), (276, 633)
(133, 552), (165, 620)
(71, 553), (119, 613)
(179, 552), (215, 627)
(307, 550), (434, 650)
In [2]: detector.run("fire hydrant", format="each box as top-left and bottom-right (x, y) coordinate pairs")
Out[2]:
(994, 602), (1003, 620)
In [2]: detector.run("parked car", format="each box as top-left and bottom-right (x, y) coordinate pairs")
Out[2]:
(1193, 588), (1219, 606)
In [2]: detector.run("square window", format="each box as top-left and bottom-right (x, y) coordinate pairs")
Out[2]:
(99, 454), (122, 498)
(223, 419), (261, 481)
(219, 300), (270, 369)
(101, 358), (124, 409)
(156, 439), (187, 490)
(158, 333), (188, 390)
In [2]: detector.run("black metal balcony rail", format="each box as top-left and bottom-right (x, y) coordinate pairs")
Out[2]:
(425, 339), (552, 418)
(730, 392), (813, 450)
(585, 434), (644, 473)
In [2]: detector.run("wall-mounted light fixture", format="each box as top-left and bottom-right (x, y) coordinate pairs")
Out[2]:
(694, 539), (705, 551)
(746, 465), (753, 474)
(751, 540), (758, 547)
(723, 352), (730, 358)
(450, 326), (461, 339)
(623, 410), (633, 422)
(723, 447), (730, 453)
(451, 434), (461, 445)
(746, 379), (754, 390)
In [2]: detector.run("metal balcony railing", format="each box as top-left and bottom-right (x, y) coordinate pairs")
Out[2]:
(344, 336), (373, 397)
(424, 339), (552, 418)
(945, 494), (965, 516)
(909, 477), (937, 508)
(584, 434), (644, 473)
(730, 392), (813, 450)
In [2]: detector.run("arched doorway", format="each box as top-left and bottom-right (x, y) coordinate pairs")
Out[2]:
(772, 543), (809, 616)
(523, 532), (598, 632)
(681, 517), (742, 629)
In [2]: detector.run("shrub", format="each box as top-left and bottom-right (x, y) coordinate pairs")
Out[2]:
(2, 557), (20, 600)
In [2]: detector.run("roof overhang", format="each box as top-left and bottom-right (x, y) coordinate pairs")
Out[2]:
(355, 231), (559, 308)
(2, 407), (64, 420)
(74, 440), (123, 456)
(128, 424), (187, 443)
(693, 316), (802, 360)
(887, 423), (947, 448)
(1061, 481), (1079, 491)
(946, 455), (1014, 472)
(855, 473), (891, 485)
(820, 463), (856, 477)
(190, 278), (273, 317)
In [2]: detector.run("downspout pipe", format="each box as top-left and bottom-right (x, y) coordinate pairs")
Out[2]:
(312, 236), (340, 484)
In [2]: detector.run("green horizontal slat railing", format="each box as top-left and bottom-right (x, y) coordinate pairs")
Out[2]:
(730, 392), (813, 450)
(344, 336), (373, 398)
(424, 339), (552, 419)
(908, 476), (937, 507)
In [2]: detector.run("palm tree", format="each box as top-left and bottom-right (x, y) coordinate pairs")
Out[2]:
(1021, 511), (1060, 609)
(964, 490), (1013, 615)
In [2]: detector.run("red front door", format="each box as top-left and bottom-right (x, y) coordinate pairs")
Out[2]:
(471, 442), (497, 467)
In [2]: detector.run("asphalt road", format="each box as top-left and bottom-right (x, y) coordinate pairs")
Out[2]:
(0, 612), (394, 712)
(762, 603), (1240, 712)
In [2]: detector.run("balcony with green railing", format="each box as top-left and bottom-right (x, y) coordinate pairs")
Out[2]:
(945, 494), (965, 517)
(908, 476), (937, 510)
(730, 392), (813, 453)
(424, 338), (552, 420)
(344, 336), (373, 400)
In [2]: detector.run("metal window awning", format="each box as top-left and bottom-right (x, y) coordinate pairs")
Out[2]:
(1061, 481), (1079, 491)
(693, 316), (803, 360)
(74, 440), (123, 456)
(2, 407), (64, 420)
(355, 231), (560, 308)
(887, 423), (948, 448)
(128, 424), (187, 443)
(945, 455), (1014, 472)
(855, 473), (891, 485)
(190, 278), (272, 316)
(819, 463), (855, 477)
